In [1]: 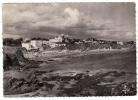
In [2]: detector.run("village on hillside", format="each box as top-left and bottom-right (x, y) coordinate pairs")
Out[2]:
(20, 34), (135, 51)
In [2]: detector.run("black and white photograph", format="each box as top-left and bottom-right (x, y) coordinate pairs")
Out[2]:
(2, 3), (136, 97)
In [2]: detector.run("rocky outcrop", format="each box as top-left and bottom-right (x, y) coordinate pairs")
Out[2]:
(3, 49), (35, 71)
(4, 70), (136, 96)
(3, 53), (12, 71)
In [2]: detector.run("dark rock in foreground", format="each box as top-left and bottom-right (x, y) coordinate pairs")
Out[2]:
(4, 70), (136, 96)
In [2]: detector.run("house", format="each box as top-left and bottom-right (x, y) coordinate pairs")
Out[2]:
(49, 34), (64, 43)
(22, 39), (43, 50)
(117, 41), (124, 45)
(30, 40), (43, 50)
(21, 34), (70, 50)
(42, 40), (49, 45)
(48, 34), (66, 48)
(21, 41), (32, 50)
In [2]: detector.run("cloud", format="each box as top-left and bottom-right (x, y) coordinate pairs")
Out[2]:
(33, 7), (81, 27)
(64, 7), (80, 26)
(2, 3), (136, 41)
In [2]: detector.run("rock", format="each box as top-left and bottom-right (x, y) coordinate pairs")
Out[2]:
(3, 53), (12, 71)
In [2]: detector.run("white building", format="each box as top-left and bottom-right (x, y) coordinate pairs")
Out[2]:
(22, 40), (43, 50)
(21, 42), (32, 50)
(49, 35), (64, 43)
(30, 40), (43, 49)
(21, 34), (67, 50)
(48, 34), (65, 48)
(117, 41), (124, 45)
(42, 40), (49, 45)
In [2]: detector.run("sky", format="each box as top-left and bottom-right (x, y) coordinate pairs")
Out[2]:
(2, 3), (136, 41)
